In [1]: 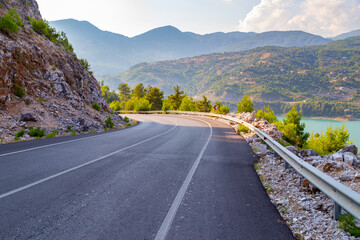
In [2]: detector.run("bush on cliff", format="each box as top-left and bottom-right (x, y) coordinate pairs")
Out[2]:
(30, 18), (74, 52)
(0, 9), (23, 34)
(256, 105), (277, 123)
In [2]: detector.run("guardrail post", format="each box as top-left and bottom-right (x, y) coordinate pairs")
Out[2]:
(284, 161), (289, 169)
(334, 202), (342, 221)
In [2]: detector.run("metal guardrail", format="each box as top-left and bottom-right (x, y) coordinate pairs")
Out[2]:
(119, 110), (360, 220)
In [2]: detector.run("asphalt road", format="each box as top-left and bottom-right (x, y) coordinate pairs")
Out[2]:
(0, 115), (294, 240)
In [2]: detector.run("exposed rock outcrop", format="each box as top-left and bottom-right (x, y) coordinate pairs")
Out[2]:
(0, 0), (122, 141)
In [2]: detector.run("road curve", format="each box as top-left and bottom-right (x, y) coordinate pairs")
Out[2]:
(0, 115), (294, 240)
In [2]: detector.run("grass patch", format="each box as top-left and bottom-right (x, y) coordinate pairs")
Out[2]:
(123, 116), (129, 124)
(38, 97), (45, 105)
(338, 214), (360, 237)
(238, 124), (250, 133)
(45, 129), (58, 138)
(71, 129), (76, 135)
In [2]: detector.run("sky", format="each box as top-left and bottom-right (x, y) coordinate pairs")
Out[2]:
(36, 0), (360, 38)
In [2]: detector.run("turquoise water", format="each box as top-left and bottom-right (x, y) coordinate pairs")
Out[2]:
(277, 117), (360, 148)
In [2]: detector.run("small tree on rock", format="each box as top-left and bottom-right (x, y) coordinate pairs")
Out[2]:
(237, 95), (255, 113)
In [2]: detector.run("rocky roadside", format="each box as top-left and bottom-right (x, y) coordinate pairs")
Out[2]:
(215, 112), (360, 240)
(0, 0), (124, 142)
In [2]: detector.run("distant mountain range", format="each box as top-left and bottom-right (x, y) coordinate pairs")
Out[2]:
(101, 36), (360, 117)
(49, 19), (359, 76)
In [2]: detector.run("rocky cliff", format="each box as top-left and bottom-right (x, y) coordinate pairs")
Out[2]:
(0, 0), (122, 141)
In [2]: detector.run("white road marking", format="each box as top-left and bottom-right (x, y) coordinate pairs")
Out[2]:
(0, 128), (134, 158)
(155, 118), (213, 240)
(0, 122), (177, 200)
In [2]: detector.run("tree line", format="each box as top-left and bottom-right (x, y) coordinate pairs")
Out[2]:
(100, 82), (230, 114)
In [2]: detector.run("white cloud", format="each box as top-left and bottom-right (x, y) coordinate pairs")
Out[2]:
(239, 0), (360, 37)
(222, 0), (233, 2)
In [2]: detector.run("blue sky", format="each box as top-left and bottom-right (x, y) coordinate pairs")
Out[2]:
(36, 0), (360, 37)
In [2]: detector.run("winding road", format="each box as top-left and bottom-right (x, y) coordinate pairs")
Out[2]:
(0, 115), (294, 239)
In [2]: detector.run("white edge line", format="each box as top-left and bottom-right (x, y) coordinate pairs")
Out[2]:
(0, 127), (136, 158)
(154, 118), (213, 240)
(0, 121), (177, 200)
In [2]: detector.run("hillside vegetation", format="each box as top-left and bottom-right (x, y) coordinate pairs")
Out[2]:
(102, 37), (360, 118)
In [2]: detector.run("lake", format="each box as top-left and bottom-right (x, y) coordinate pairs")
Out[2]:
(277, 117), (360, 148)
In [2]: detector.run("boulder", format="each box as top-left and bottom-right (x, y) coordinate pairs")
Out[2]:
(300, 149), (319, 158)
(286, 146), (300, 156)
(330, 152), (343, 162)
(339, 174), (352, 181)
(343, 152), (357, 166)
(338, 144), (358, 155)
(20, 113), (37, 122)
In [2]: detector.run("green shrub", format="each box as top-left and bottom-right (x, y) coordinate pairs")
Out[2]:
(71, 129), (76, 135)
(238, 124), (250, 133)
(30, 18), (73, 52)
(124, 97), (138, 110)
(134, 98), (151, 111)
(92, 102), (101, 111)
(0, 9), (24, 34)
(219, 105), (230, 114)
(179, 96), (197, 111)
(162, 99), (171, 111)
(24, 99), (30, 105)
(109, 100), (122, 111)
(275, 106), (309, 148)
(66, 125), (72, 132)
(80, 58), (91, 71)
(105, 116), (114, 129)
(45, 129), (58, 138)
(338, 214), (360, 237)
(237, 95), (255, 113)
(124, 116), (129, 123)
(14, 129), (25, 140)
(28, 126), (45, 138)
(14, 85), (25, 97)
(52, 66), (57, 70)
(256, 105), (277, 123)
(305, 123), (350, 155)
(38, 97), (45, 104)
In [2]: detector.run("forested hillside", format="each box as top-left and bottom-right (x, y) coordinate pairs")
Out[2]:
(102, 37), (360, 118)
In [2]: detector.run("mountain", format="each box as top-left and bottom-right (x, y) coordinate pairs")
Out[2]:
(102, 37), (360, 118)
(50, 19), (332, 76)
(0, 0), (121, 141)
(332, 29), (360, 40)
(223, 31), (331, 51)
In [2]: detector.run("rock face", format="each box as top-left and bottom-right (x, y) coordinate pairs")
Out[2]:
(0, 0), (122, 140)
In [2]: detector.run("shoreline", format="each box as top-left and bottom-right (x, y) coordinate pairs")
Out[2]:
(277, 115), (359, 122)
(302, 116), (350, 121)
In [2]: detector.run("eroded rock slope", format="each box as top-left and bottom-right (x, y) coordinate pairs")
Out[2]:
(0, 0), (122, 141)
